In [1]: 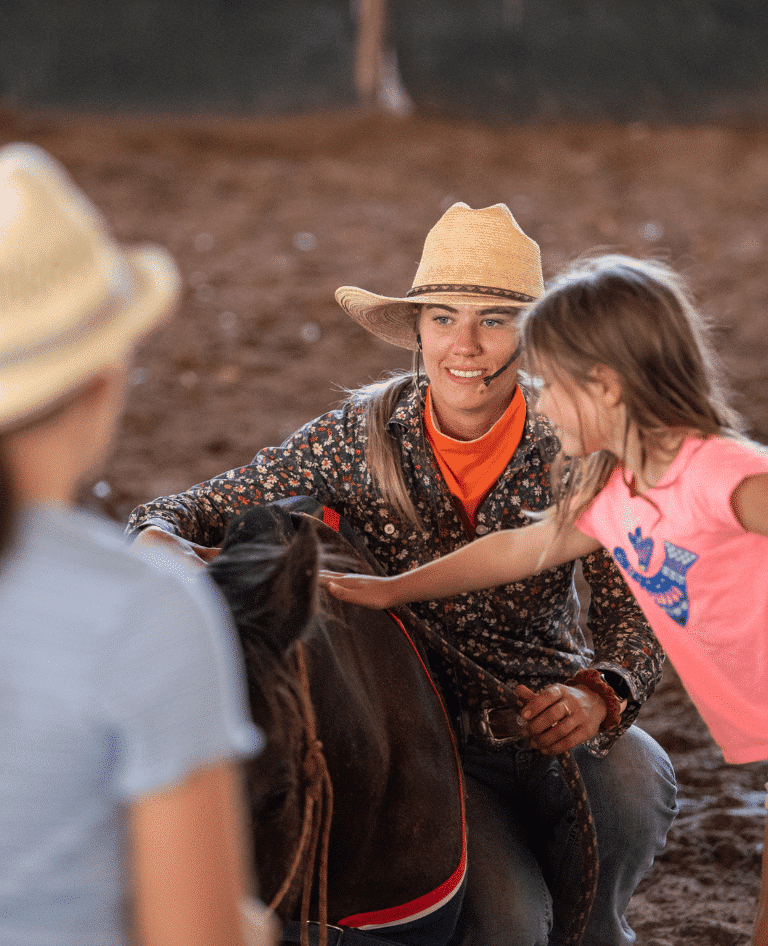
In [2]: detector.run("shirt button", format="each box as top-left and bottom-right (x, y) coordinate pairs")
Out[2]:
(475, 524), (489, 535)
(384, 523), (395, 534)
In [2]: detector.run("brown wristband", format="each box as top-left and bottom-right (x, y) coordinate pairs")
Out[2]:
(567, 668), (623, 731)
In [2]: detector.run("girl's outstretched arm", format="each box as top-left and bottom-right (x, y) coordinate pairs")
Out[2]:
(731, 472), (768, 536)
(320, 518), (601, 609)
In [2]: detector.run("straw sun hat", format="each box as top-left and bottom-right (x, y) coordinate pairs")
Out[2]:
(336, 202), (544, 350)
(0, 143), (180, 430)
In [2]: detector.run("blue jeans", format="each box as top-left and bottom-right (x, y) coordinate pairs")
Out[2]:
(450, 726), (678, 946)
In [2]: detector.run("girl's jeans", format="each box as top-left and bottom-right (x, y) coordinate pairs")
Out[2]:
(451, 726), (678, 946)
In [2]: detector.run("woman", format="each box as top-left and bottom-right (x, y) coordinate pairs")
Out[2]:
(0, 144), (275, 946)
(129, 202), (678, 946)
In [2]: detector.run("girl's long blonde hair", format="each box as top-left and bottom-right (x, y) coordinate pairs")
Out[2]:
(520, 254), (745, 527)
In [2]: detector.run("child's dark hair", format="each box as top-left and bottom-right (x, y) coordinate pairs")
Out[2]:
(520, 254), (745, 525)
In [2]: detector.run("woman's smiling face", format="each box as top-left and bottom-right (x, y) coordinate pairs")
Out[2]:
(417, 303), (522, 441)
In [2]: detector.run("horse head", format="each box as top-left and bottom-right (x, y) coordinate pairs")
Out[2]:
(208, 499), (468, 944)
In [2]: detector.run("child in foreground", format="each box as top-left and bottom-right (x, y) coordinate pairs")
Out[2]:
(0, 144), (274, 946)
(321, 254), (768, 945)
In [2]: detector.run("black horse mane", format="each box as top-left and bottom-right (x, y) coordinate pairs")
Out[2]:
(208, 517), (356, 670)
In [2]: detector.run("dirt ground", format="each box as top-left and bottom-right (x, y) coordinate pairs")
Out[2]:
(3, 105), (767, 944)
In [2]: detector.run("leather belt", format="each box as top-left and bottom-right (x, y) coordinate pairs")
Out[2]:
(462, 705), (528, 748)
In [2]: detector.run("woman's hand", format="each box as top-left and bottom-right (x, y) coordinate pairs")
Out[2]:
(132, 526), (220, 568)
(515, 682), (608, 755)
(319, 570), (401, 609)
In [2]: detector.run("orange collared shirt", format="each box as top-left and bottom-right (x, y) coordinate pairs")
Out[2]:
(424, 385), (526, 535)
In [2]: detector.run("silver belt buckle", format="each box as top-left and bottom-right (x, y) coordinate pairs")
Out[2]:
(477, 706), (526, 747)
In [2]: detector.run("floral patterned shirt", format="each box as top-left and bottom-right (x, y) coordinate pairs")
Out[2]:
(127, 383), (664, 754)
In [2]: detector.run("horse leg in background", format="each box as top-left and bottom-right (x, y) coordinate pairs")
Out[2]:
(448, 766), (551, 946)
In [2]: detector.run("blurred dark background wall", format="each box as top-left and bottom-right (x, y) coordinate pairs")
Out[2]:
(2, 0), (768, 121)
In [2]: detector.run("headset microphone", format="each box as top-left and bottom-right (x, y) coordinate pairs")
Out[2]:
(482, 341), (522, 387)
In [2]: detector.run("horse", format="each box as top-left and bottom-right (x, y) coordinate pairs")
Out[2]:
(207, 496), (597, 946)
(208, 497), (467, 946)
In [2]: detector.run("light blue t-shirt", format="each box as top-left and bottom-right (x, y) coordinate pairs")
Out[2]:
(0, 505), (261, 946)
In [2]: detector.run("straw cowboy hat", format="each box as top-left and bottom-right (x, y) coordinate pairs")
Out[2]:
(336, 202), (543, 350)
(0, 143), (180, 429)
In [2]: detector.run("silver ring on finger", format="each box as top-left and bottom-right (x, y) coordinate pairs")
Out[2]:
(561, 700), (572, 718)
